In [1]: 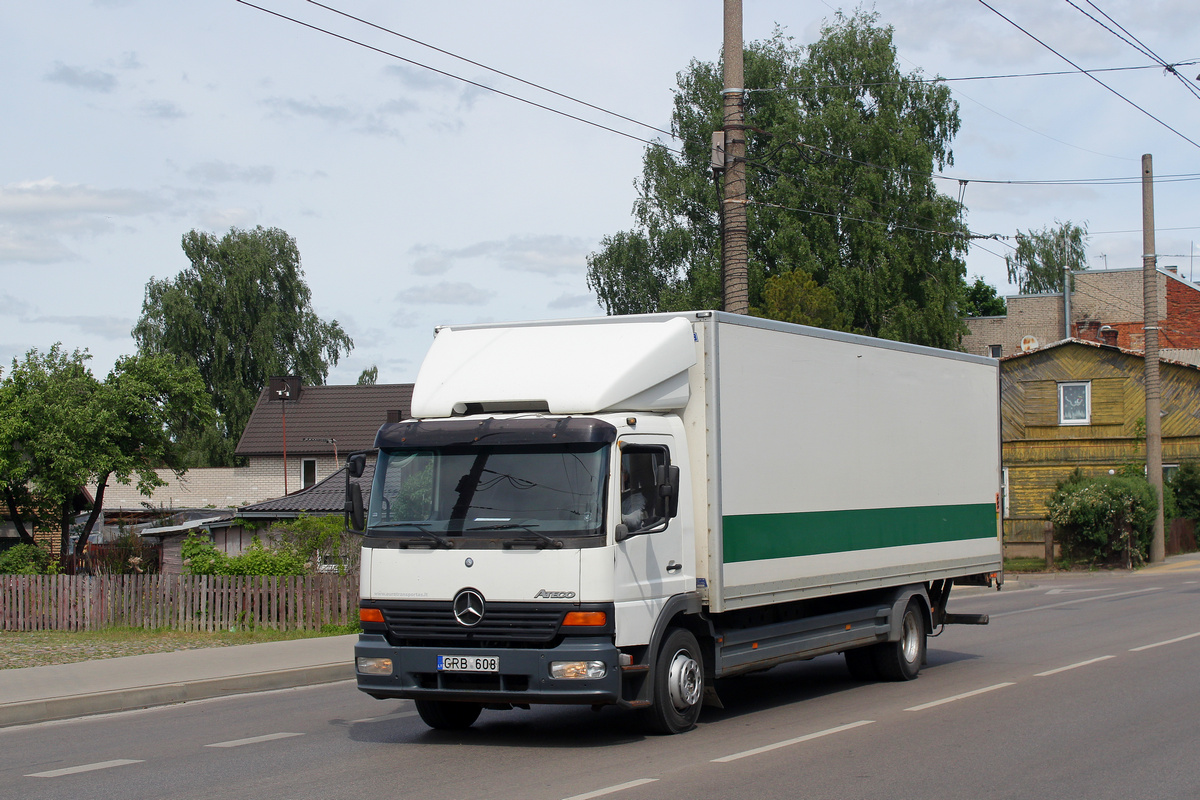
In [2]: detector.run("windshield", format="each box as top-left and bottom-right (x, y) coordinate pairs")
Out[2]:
(367, 444), (608, 542)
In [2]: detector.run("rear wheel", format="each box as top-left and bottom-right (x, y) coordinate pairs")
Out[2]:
(874, 600), (926, 681)
(415, 699), (483, 730)
(643, 628), (704, 735)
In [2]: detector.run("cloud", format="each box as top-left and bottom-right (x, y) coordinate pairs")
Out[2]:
(0, 293), (34, 316)
(547, 292), (600, 311)
(142, 100), (186, 119)
(383, 64), (456, 93)
(0, 179), (162, 263)
(196, 208), (260, 230)
(0, 233), (77, 264)
(397, 281), (492, 305)
(263, 96), (356, 125)
(406, 235), (590, 277)
(0, 178), (157, 218)
(45, 61), (117, 92)
(25, 314), (133, 341)
(186, 162), (275, 185)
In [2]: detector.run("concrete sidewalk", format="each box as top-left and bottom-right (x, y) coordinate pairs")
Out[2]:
(0, 633), (357, 728)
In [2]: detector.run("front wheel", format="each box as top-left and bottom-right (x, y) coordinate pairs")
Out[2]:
(874, 599), (926, 681)
(643, 628), (704, 735)
(415, 699), (483, 730)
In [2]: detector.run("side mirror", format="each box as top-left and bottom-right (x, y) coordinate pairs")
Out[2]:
(347, 452), (366, 479)
(347, 482), (365, 533)
(614, 523), (631, 543)
(656, 464), (681, 519)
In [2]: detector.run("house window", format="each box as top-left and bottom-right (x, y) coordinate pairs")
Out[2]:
(1058, 382), (1091, 425)
(988, 344), (1002, 358)
(302, 458), (318, 489)
(1001, 467), (1010, 519)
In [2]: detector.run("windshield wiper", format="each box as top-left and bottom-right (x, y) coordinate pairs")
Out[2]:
(369, 522), (453, 549)
(469, 523), (564, 550)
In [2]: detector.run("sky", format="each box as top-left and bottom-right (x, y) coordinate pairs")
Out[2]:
(2, 0), (1197, 385)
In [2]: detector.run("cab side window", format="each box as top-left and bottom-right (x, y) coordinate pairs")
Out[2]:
(620, 446), (669, 532)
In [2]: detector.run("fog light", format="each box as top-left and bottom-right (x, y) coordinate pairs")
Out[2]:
(357, 656), (393, 675)
(550, 660), (607, 679)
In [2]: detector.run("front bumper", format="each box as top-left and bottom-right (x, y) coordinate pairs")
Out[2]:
(354, 634), (622, 705)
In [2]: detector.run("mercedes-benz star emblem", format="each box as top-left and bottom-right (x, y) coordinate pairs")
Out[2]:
(452, 588), (485, 627)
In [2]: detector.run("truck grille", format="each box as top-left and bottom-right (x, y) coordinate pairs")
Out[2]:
(377, 600), (565, 643)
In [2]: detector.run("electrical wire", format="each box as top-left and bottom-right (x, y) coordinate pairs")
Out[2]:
(303, 0), (679, 140)
(1071, 1), (1200, 101)
(975, 0), (1200, 150)
(234, 0), (680, 154)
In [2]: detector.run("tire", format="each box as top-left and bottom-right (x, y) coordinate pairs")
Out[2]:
(643, 628), (704, 735)
(844, 646), (878, 681)
(414, 699), (483, 730)
(874, 599), (926, 682)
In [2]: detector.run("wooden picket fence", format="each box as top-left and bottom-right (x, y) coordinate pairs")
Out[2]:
(0, 574), (358, 632)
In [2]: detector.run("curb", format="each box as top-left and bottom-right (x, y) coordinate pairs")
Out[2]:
(0, 663), (355, 729)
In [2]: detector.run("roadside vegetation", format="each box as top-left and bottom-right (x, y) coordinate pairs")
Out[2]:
(0, 624), (358, 671)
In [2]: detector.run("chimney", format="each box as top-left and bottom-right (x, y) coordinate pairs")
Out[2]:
(1099, 325), (1118, 347)
(1076, 319), (1101, 342)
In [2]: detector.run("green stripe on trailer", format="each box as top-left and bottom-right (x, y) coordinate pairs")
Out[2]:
(723, 503), (996, 563)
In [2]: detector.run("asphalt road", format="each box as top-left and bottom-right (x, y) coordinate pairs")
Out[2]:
(4, 564), (1200, 800)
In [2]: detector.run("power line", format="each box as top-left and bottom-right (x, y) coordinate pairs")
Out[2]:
(235, 0), (678, 153)
(303, 0), (678, 140)
(975, 0), (1200, 150)
(1070, 1), (1200, 101)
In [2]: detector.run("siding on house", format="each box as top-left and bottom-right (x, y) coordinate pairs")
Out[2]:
(1000, 340), (1200, 552)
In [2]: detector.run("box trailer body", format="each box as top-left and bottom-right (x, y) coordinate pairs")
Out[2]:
(353, 312), (1002, 733)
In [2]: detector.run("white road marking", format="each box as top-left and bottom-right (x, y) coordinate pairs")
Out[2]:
(206, 732), (304, 748)
(905, 683), (1015, 712)
(1035, 655), (1115, 676)
(27, 759), (143, 778)
(562, 778), (659, 800)
(711, 720), (875, 763)
(991, 588), (1162, 618)
(1130, 631), (1200, 652)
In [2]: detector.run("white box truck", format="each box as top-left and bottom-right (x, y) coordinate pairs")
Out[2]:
(349, 311), (1001, 734)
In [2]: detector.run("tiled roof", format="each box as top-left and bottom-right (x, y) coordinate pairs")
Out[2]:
(235, 383), (413, 456)
(238, 462), (375, 516)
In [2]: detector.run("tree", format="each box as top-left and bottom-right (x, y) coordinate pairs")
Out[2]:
(133, 226), (353, 466)
(751, 267), (851, 330)
(586, 11), (969, 349)
(0, 346), (210, 558)
(963, 276), (1007, 317)
(357, 365), (379, 386)
(1005, 220), (1088, 295)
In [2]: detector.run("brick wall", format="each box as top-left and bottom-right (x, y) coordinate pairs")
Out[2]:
(964, 294), (1064, 357)
(95, 454), (345, 511)
(963, 268), (1195, 357)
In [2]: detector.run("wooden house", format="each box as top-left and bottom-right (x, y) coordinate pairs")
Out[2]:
(1000, 338), (1200, 555)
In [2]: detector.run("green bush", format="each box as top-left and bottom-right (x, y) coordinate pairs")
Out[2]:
(268, 514), (359, 575)
(1169, 462), (1200, 522)
(181, 532), (308, 577)
(0, 542), (54, 574)
(1047, 470), (1157, 566)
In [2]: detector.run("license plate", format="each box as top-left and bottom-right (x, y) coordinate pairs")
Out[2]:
(437, 655), (499, 672)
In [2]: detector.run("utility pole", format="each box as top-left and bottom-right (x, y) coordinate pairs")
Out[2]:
(1143, 154), (1165, 563)
(721, 0), (749, 314)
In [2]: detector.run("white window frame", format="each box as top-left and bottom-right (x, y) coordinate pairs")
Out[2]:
(1058, 381), (1091, 425)
(1001, 467), (1010, 519)
(988, 344), (1002, 358)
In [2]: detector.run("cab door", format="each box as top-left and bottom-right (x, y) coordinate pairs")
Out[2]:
(612, 434), (688, 647)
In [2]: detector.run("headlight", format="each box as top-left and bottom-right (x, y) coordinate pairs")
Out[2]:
(356, 656), (394, 675)
(550, 660), (607, 679)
